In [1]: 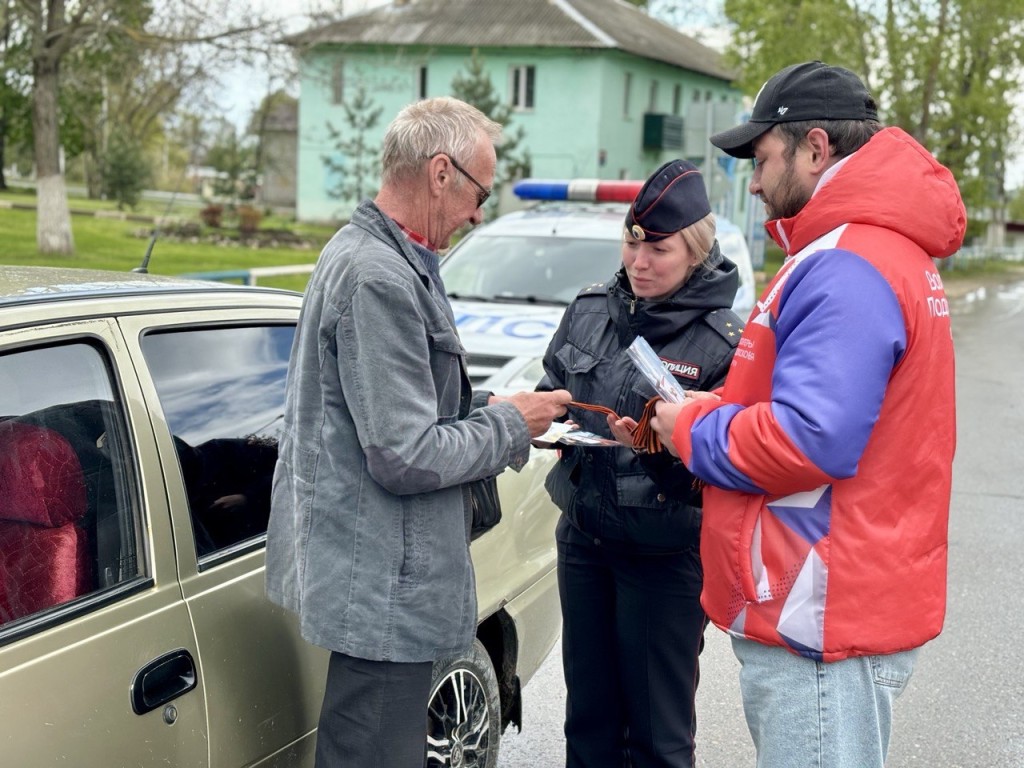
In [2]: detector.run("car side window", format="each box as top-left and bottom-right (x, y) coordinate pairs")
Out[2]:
(140, 324), (294, 559)
(0, 342), (142, 629)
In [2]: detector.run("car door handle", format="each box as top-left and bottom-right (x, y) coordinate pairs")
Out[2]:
(131, 649), (198, 715)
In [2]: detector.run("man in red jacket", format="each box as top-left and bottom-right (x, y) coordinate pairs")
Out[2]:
(650, 61), (965, 767)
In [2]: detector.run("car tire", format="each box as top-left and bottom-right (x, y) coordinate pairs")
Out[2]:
(426, 638), (501, 768)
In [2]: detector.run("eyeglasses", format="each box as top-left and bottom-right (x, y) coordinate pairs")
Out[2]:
(431, 152), (491, 208)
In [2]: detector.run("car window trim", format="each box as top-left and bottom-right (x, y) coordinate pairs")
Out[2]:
(0, 576), (154, 648)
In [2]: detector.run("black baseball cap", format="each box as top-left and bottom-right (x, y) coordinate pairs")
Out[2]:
(625, 159), (711, 242)
(711, 61), (878, 158)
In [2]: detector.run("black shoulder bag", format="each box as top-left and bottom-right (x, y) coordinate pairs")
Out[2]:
(455, 370), (502, 541)
(468, 474), (502, 540)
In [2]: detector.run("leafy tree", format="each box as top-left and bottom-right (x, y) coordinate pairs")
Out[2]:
(8, 0), (280, 255)
(450, 48), (531, 209)
(0, 0), (34, 189)
(718, 0), (1024, 226)
(722, 0), (871, 91)
(204, 120), (258, 203)
(321, 82), (384, 205)
(99, 129), (150, 209)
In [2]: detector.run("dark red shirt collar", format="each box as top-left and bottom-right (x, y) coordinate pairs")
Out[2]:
(393, 219), (438, 253)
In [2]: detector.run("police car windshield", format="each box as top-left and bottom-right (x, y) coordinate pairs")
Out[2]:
(441, 234), (622, 305)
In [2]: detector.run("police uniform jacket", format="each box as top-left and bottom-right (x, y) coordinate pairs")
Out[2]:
(539, 243), (743, 552)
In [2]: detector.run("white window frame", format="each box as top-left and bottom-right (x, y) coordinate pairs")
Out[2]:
(509, 65), (536, 111)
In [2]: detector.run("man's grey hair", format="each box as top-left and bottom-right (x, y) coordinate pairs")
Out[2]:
(380, 97), (503, 186)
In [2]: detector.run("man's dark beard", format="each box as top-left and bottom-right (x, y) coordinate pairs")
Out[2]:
(764, 154), (811, 220)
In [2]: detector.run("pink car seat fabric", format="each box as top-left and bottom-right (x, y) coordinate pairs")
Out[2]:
(0, 419), (90, 624)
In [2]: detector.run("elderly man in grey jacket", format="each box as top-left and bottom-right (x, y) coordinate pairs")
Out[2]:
(266, 96), (571, 768)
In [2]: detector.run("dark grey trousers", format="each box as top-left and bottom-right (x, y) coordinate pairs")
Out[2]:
(557, 516), (708, 768)
(315, 650), (433, 768)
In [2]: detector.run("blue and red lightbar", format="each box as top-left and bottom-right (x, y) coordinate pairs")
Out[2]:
(513, 179), (643, 203)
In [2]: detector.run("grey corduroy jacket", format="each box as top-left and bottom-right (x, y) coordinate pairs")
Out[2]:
(265, 200), (531, 663)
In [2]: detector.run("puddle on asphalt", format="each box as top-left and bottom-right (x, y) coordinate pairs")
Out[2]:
(951, 278), (1024, 317)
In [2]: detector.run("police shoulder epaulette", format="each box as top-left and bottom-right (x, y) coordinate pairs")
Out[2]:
(576, 282), (608, 298)
(703, 309), (744, 346)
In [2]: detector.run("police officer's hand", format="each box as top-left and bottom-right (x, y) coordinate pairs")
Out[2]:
(606, 414), (637, 446)
(505, 389), (572, 436)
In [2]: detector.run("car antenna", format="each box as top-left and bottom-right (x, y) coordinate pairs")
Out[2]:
(133, 152), (193, 273)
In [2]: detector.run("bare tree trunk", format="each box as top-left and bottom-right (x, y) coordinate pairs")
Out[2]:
(33, 55), (74, 254)
(0, 115), (7, 190)
(0, 0), (10, 190)
(83, 148), (103, 199)
(917, 0), (951, 142)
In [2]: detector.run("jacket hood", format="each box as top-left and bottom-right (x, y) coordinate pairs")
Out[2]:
(612, 240), (739, 343)
(767, 127), (967, 259)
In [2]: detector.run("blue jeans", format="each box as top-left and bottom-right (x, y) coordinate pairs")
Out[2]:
(731, 636), (918, 768)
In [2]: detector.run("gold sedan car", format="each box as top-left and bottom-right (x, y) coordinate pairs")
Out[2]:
(0, 266), (562, 767)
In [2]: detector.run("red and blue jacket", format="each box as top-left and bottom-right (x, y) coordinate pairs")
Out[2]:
(670, 128), (966, 661)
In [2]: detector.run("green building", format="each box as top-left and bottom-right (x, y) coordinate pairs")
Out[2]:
(288, 0), (746, 222)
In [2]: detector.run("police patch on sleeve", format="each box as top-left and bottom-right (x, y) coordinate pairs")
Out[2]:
(660, 357), (701, 381)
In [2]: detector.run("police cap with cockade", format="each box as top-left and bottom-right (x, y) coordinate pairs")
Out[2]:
(624, 159), (712, 242)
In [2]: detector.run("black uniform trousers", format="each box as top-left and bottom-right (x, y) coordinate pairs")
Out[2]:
(557, 516), (708, 768)
(315, 650), (433, 768)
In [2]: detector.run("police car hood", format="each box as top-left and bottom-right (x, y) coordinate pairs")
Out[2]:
(450, 298), (565, 359)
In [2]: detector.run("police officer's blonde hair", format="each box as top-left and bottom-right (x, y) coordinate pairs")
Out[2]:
(680, 213), (717, 266)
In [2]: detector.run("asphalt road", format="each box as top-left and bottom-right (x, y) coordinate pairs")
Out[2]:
(498, 273), (1024, 768)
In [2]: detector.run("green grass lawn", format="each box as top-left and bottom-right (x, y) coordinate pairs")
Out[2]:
(0, 193), (339, 292)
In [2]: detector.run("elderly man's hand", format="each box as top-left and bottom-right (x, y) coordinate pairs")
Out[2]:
(506, 389), (572, 437)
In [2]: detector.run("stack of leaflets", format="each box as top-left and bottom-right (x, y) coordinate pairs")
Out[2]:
(531, 422), (620, 448)
(625, 336), (687, 403)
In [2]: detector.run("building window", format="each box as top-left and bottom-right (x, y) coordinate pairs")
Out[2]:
(418, 66), (428, 99)
(672, 84), (682, 115)
(623, 72), (633, 117)
(648, 80), (659, 112)
(331, 60), (345, 105)
(510, 65), (535, 110)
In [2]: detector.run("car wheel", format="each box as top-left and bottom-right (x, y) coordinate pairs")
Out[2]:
(426, 639), (501, 768)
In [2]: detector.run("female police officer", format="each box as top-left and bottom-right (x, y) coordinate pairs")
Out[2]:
(538, 159), (744, 767)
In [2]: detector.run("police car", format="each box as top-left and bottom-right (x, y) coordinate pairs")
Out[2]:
(439, 179), (756, 392)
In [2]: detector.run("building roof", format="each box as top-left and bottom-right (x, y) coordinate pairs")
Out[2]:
(287, 0), (736, 82)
